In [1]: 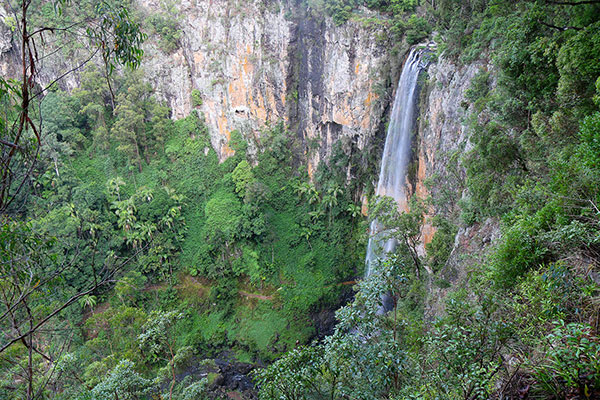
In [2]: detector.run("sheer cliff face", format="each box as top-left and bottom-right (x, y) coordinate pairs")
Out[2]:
(412, 56), (500, 316)
(139, 0), (291, 159)
(138, 0), (389, 165)
(414, 58), (483, 246)
(0, 1), (389, 167)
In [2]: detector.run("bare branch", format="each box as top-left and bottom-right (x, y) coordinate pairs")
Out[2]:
(0, 139), (22, 150)
(537, 18), (583, 31)
(0, 241), (150, 355)
(0, 284), (108, 355)
(30, 47), (100, 102)
(27, 20), (87, 40)
(546, 0), (600, 5)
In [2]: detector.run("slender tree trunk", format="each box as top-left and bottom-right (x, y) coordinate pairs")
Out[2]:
(144, 143), (150, 164)
(133, 135), (143, 173)
(26, 302), (34, 400)
(0, 0), (30, 210)
(168, 341), (176, 400)
(103, 53), (116, 110)
(405, 236), (421, 278)
(20, 1), (34, 377)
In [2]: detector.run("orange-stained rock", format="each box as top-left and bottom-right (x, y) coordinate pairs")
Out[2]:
(364, 91), (377, 108)
(121, 0), (390, 165)
(193, 51), (204, 66)
(416, 141), (435, 246)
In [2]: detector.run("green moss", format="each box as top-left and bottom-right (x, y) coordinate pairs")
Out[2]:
(206, 372), (220, 385)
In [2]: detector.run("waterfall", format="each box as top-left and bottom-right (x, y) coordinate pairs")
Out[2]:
(365, 48), (426, 279)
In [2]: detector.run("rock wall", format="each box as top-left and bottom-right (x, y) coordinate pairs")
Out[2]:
(0, 1), (392, 170)
(414, 56), (482, 246)
(139, 0), (292, 160)
(413, 55), (501, 317)
(137, 0), (391, 166)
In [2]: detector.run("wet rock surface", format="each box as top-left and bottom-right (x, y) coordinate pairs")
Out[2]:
(214, 358), (254, 392)
(210, 357), (257, 399)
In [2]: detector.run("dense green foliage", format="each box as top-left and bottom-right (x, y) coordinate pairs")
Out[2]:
(2, 0), (600, 399)
(301, 0), (432, 44)
(257, 1), (600, 400)
(0, 55), (364, 397)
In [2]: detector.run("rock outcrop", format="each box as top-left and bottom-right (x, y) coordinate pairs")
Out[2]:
(0, 1), (393, 171)
(137, 0), (392, 167)
(413, 55), (501, 317)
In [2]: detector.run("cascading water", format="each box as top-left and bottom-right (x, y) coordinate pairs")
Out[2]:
(365, 48), (426, 281)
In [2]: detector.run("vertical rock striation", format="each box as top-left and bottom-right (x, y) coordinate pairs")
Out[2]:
(0, 1), (392, 169)
(137, 0), (391, 166)
(413, 55), (501, 317)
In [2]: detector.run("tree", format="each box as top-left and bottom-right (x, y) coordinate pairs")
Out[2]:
(254, 345), (326, 400)
(111, 76), (152, 172)
(231, 159), (254, 196)
(38, 90), (84, 179)
(256, 259), (410, 400)
(91, 359), (156, 400)
(369, 196), (425, 278)
(323, 184), (343, 226)
(0, 0), (146, 213)
(412, 289), (513, 400)
(137, 311), (183, 400)
(204, 189), (242, 251)
(72, 65), (113, 150)
(0, 219), (138, 399)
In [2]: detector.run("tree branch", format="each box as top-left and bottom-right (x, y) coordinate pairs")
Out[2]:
(0, 139), (22, 150)
(546, 0), (600, 5)
(537, 18), (582, 31)
(26, 20), (87, 40)
(0, 284), (108, 355)
(0, 241), (150, 355)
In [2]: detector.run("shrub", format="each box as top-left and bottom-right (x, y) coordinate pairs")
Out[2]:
(191, 89), (202, 107)
(147, 13), (181, 53)
(578, 112), (600, 173)
(534, 322), (600, 398)
(488, 216), (548, 288)
(91, 360), (156, 400)
(426, 216), (458, 272)
(418, 290), (513, 400)
(204, 188), (242, 244)
(465, 69), (490, 104)
(405, 15), (432, 45)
